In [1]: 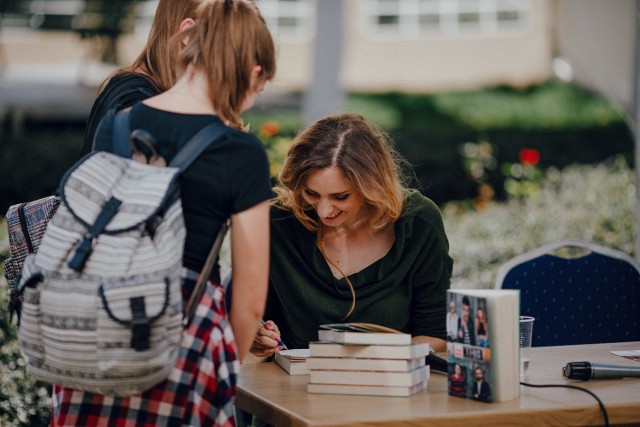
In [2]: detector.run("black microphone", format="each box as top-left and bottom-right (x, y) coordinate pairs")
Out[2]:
(563, 361), (640, 380)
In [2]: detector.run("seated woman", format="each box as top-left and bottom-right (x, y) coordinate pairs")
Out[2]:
(251, 112), (453, 355)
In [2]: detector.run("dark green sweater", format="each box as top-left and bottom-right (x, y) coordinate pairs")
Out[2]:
(265, 190), (453, 349)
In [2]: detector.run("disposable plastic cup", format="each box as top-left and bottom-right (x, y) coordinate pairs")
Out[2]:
(520, 316), (535, 376)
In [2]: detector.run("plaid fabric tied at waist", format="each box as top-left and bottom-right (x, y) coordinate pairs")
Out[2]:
(52, 280), (239, 427)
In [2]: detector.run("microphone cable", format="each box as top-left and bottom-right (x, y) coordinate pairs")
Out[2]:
(519, 381), (609, 427)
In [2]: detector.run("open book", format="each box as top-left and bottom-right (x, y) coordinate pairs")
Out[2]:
(318, 323), (412, 346)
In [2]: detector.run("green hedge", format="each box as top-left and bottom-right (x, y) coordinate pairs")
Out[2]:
(354, 81), (633, 204)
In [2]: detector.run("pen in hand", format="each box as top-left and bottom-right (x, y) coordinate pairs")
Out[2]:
(260, 320), (288, 350)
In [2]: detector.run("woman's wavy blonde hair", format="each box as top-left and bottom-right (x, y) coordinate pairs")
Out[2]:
(274, 113), (412, 319)
(275, 112), (409, 233)
(177, 0), (276, 128)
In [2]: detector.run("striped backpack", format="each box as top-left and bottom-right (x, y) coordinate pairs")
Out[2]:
(15, 109), (229, 397)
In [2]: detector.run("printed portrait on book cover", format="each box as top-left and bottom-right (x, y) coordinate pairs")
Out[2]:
(456, 295), (476, 345)
(471, 366), (493, 403)
(446, 294), (459, 342)
(475, 302), (490, 348)
(448, 362), (467, 397)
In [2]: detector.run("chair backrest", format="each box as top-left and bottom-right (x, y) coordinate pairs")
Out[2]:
(494, 240), (640, 346)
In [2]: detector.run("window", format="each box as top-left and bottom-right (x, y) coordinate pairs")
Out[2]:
(366, 0), (531, 37)
(255, 0), (315, 39)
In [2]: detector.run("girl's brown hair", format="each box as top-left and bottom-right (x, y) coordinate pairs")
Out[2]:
(106, 0), (200, 92)
(178, 0), (277, 128)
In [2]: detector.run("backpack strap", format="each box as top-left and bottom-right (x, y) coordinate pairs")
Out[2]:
(167, 121), (231, 326)
(113, 107), (133, 158)
(111, 108), (231, 324)
(112, 109), (229, 171)
(183, 219), (229, 327)
(168, 120), (228, 171)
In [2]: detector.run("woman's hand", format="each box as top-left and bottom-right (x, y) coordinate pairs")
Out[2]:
(250, 320), (285, 358)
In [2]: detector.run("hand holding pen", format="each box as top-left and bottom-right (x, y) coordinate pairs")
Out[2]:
(260, 320), (287, 349)
(250, 320), (288, 358)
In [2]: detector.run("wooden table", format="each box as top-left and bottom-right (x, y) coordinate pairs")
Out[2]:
(236, 341), (640, 426)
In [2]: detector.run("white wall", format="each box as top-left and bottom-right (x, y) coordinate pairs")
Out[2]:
(554, 0), (636, 113)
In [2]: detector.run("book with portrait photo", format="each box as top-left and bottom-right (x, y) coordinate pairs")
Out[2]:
(446, 289), (520, 403)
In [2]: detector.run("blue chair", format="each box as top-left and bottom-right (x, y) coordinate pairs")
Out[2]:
(494, 240), (640, 346)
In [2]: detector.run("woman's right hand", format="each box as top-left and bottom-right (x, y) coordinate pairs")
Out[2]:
(250, 320), (284, 357)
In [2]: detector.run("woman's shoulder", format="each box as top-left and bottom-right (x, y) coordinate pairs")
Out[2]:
(402, 189), (443, 221)
(396, 189), (449, 247)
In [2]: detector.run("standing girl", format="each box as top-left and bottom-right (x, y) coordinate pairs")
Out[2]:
(53, 1), (276, 425)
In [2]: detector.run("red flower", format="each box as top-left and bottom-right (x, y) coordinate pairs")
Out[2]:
(519, 148), (540, 166)
(260, 121), (280, 137)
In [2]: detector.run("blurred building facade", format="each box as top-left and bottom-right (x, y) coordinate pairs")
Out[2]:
(0, 0), (635, 108)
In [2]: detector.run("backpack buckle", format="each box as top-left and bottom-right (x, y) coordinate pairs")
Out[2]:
(131, 318), (151, 351)
(130, 296), (151, 351)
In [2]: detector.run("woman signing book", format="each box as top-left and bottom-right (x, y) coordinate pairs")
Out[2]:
(252, 113), (453, 355)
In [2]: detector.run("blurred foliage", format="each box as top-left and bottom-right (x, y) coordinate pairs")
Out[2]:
(0, 220), (51, 427)
(444, 155), (636, 289)
(0, 121), (84, 215)
(428, 80), (622, 130)
(363, 81), (632, 204)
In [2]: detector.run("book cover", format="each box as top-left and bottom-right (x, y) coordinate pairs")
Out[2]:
(307, 355), (426, 372)
(309, 365), (429, 387)
(307, 379), (428, 397)
(446, 289), (520, 403)
(317, 323), (412, 346)
(274, 349), (310, 375)
(308, 341), (430, 360)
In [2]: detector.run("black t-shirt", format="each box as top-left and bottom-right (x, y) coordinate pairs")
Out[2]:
(93, 102), (273, 282)
(81, 73), (158, 156)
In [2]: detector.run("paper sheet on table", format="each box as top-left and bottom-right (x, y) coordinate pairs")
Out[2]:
(610, 350), (640, 363)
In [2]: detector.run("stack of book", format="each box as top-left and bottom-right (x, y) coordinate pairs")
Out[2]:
(306, 323), (431, 397)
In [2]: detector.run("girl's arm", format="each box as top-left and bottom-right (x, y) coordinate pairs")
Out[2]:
(229, 200), (270, 361)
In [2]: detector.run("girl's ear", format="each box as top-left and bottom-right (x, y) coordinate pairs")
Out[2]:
(249, 65), (265, 90)
(180, 18), (196, 32)
(179, 18), (196, 46)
